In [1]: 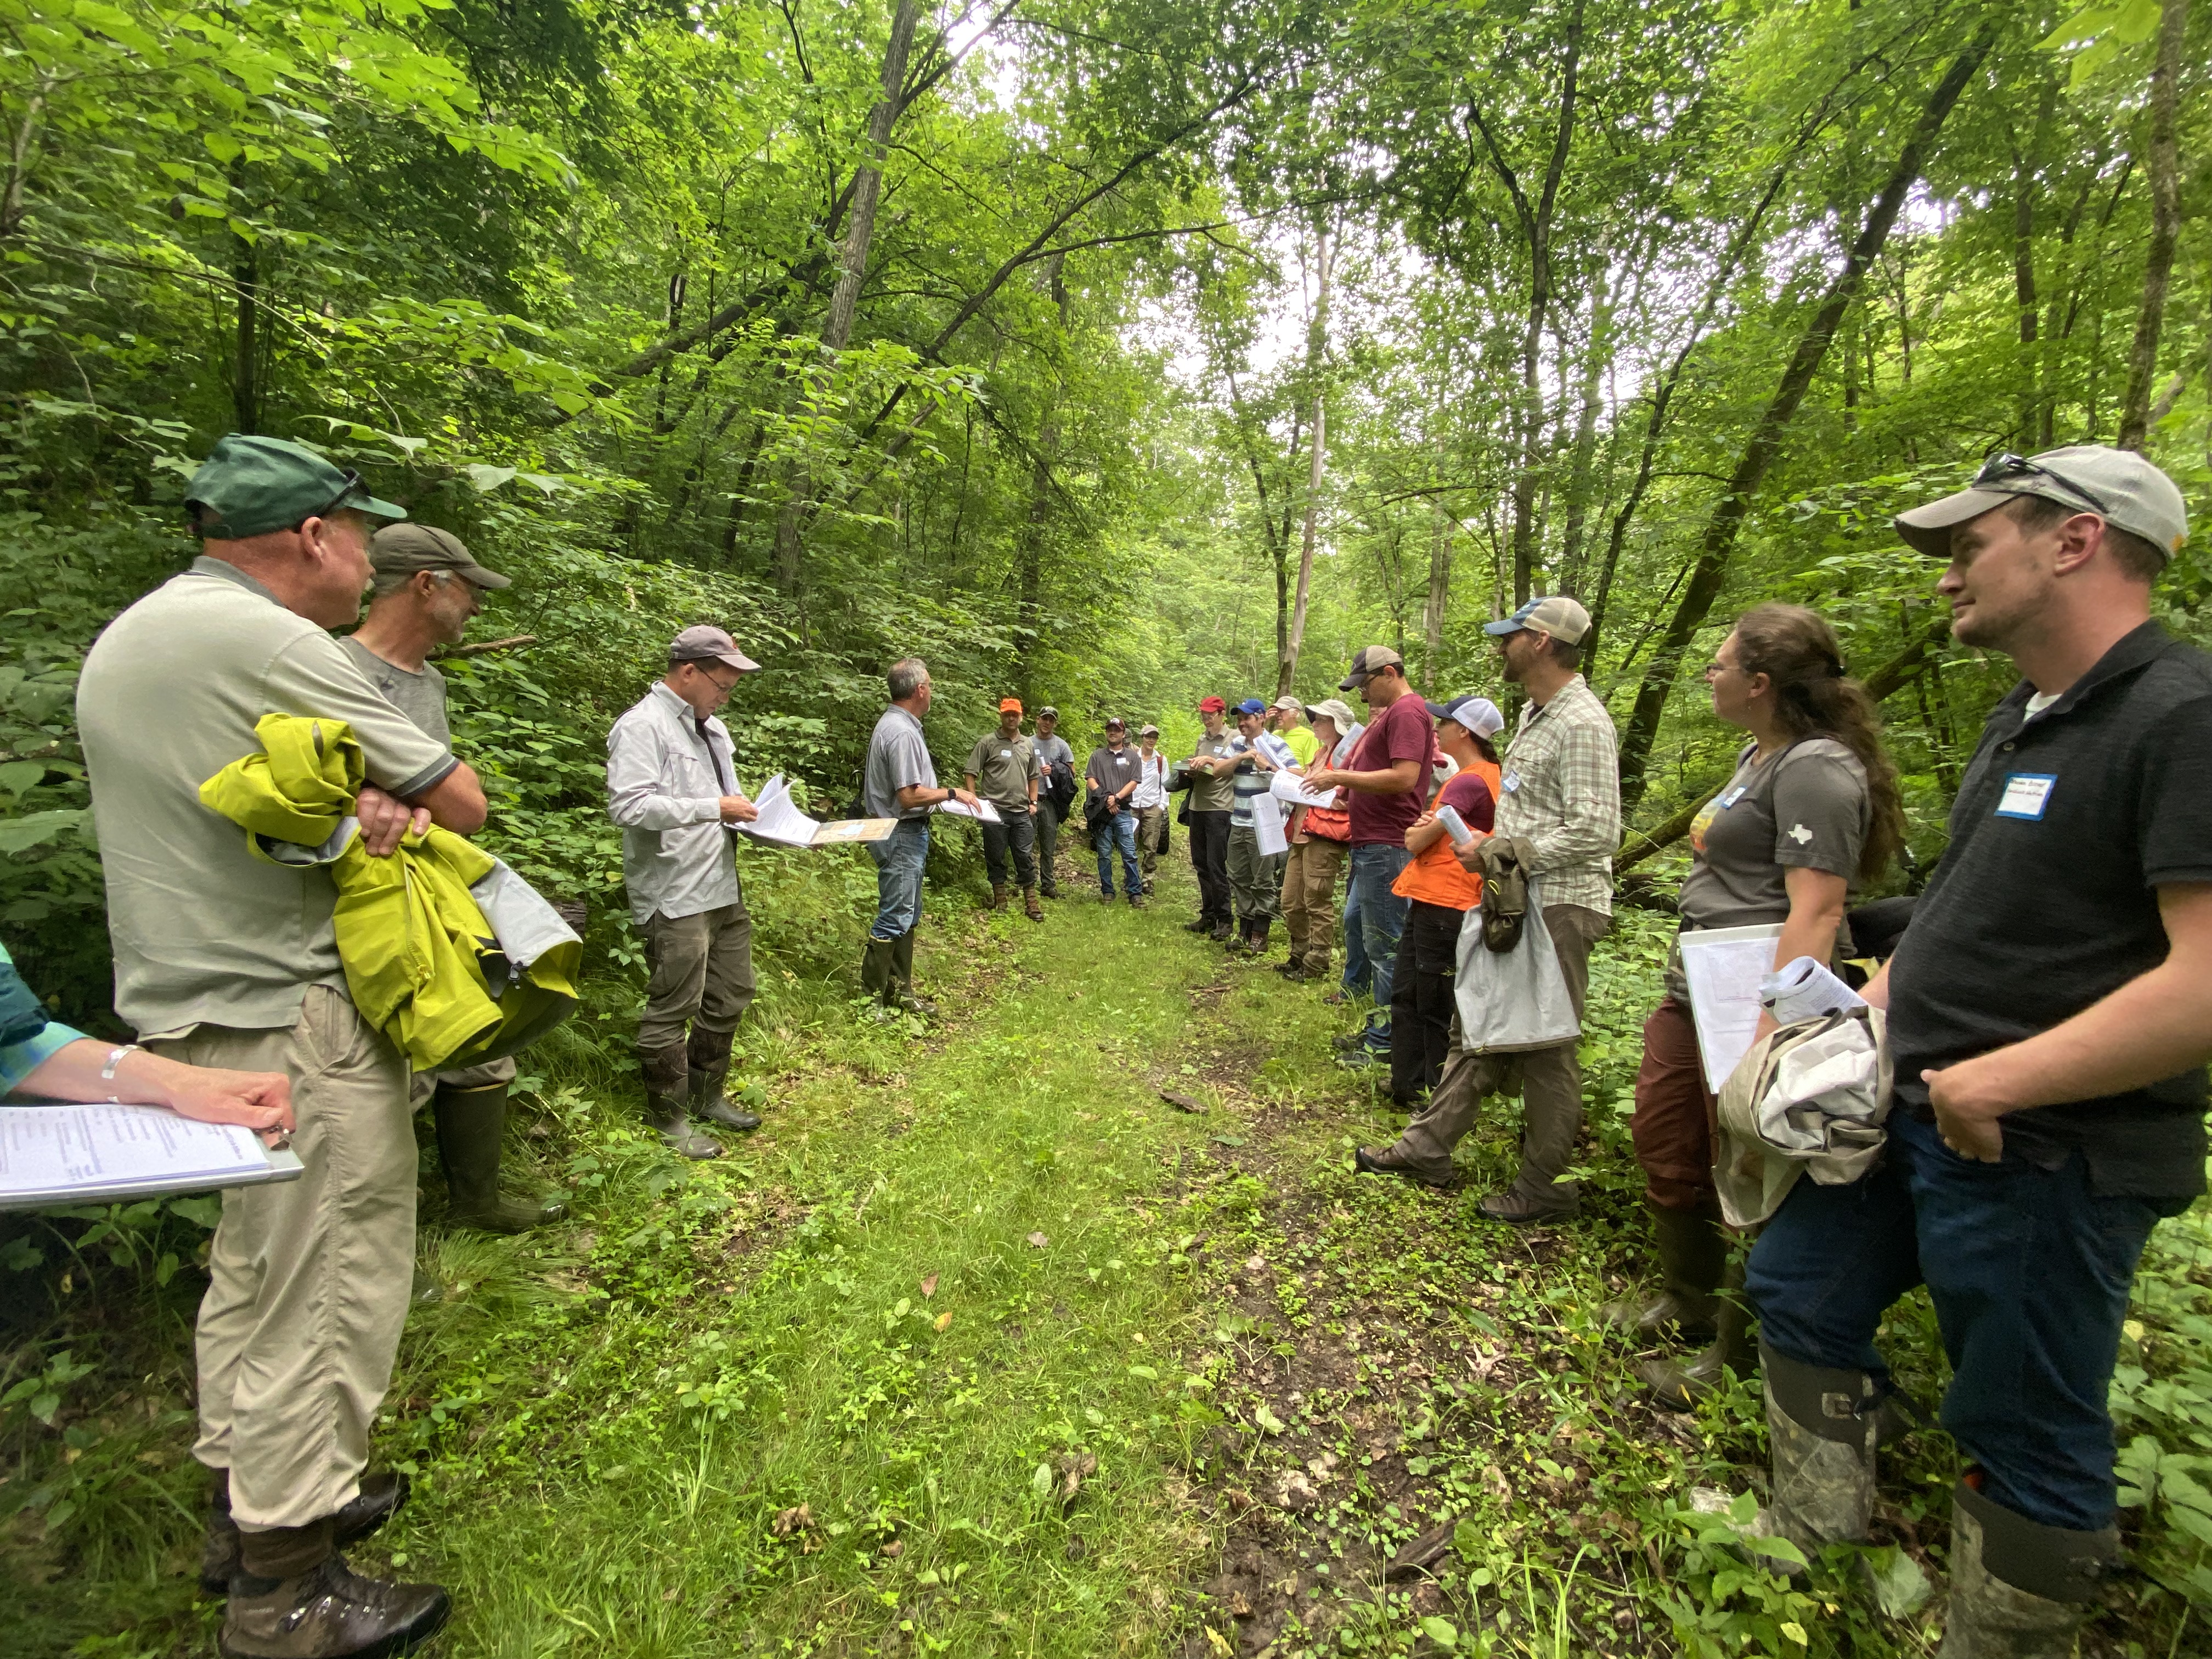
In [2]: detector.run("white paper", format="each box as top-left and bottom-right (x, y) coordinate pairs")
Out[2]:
(1759, 956), (1865, 1027)
(740, 774), (823, 849)
(1679, 923), (1785, 1092)
(1254, 731), (1299, 768)
(0, 1103), (274, 1201)
(1268, 770), (1340, 810)
(1250, 791), (1289, 857)
(1435, 804), (1475, 847)
(932, 797), (1002, 824)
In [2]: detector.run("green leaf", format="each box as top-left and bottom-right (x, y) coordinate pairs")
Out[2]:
(1418, 1615), (1458, 1650)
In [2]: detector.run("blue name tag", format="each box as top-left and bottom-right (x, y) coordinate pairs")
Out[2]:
(1718, 785), (1748, 810)
(1994, 773), (2057, 820)
(1501, 771), (1521, 793)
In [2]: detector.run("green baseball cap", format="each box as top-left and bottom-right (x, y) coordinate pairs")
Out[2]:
(185, 434), (407, 541)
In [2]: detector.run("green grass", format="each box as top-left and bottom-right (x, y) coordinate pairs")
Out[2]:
(4, 854), (2208, 1658)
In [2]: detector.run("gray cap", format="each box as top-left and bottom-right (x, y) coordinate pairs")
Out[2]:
(1271, 695), (1304, 715)
(1426, 695), (1505, 738)
(1037, 705), (1059, 720)
(1484, 595), (1590, 644)
(1894, 445), (2189, 563)
(369, 522), (510, 590)
(1304, 697), (1358, 730)
(1338, 645), (1404, 690)
(669, 623), (759, 673)
(1139, 722), (1160, 736)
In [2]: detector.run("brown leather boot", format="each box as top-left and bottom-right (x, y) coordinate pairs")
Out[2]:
(199, 1471), (410, 1595)
(221, 1551), (449, 1658)
(990, 881), (1009, 911)
(1023, 886), (1043, 922)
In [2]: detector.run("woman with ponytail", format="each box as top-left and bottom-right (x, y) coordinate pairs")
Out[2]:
(1606, 602), (1906, 1406)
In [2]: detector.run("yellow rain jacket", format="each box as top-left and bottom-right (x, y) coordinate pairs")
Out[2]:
(200, 713), (580, 1073)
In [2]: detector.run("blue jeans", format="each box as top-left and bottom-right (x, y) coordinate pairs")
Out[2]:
(1092, 809), (1140, 896)
(1341, 876), (1370, 995)
(1748, 1110), (2177, 1532)
(867, 819), (929, 940)
(1347, 844), (1412, 1047)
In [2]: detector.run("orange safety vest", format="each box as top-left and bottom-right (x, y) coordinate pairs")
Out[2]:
(1392, 758), (1500, 911)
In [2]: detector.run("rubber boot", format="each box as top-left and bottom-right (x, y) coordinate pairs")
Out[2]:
(990, 882), (1009, 911)
(1251, 917), (1272, 952)
(1604, 1198), (1726, 1343)
(861, 936), (896, 1002)
(222, 1515), (448, 1659)
(1759, 1339), (1880, 1556)
(1641, 1253), (1755, 1407)
(685, 1028), (760, 1132)
(1023, 885), (1043, 922)
(432, 1084), (567, 1233)
(1941, 1477), (2116, 1658)
(889, 929), (938, 1018)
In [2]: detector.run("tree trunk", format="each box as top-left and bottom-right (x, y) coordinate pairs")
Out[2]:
(1278, 218), (1333, 696)
(229, 159), (261, 436)
(1556, 264), (1611, 594)
(773, 0), (923, 591)
(2117, 0), (2187, 451)
(1015, 256), (1070, 702)
(1421, 507), (1453, 693)
(1615, 26), (1994, 806)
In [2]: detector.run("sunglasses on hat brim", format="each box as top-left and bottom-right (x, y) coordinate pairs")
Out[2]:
(1972, 452), (2112, 518)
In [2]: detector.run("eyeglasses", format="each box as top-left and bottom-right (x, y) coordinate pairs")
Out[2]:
(1973, 453), (2111, 517)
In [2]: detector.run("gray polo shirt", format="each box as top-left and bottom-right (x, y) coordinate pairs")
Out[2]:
(963, 730), (1039, 809)
(866, 704), (936, 820)
(77, 557), (456, 1035)
(338, 636), (451, 746)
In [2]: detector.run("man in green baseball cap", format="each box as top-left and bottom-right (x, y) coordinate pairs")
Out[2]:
(78, 432), (482, 1656)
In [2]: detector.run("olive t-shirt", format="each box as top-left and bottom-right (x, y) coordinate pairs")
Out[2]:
(962, 731), (1039, 809)
(77, 558), (457, 1035)
(1182, 732), (1239, 812)
(1678, 738), (1868, 930)
(338, 636), (452, 746)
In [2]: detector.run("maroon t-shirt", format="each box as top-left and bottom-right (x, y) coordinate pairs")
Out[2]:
(1347, 693), (1436, 845)
(1436, 769), (1496, 833)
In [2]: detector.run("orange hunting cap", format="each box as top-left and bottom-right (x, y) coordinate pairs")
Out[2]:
(998, 697), (1023, 713)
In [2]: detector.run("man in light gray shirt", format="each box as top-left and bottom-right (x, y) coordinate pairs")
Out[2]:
(861, 658), (978, 1015)
(342, 523), (565, 1233)
(606, 625), (765, 1159)
(1031, 706), (1074, 897)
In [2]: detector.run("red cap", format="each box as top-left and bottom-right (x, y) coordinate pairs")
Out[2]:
(1198, 695), (1227, 713)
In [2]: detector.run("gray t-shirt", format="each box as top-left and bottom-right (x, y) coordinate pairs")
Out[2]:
(338, 636), (451, 746)
(77, 558), (456, 1035)
(1180, 731), (1239, 812)
(866, 704), (937, 820)
(1678, 736), (1869, 934)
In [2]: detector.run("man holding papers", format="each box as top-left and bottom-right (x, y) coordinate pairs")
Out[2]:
(78, 436), (483, 1657)
(606, 624), (766, 1159)
(861, 658), (979, 1017)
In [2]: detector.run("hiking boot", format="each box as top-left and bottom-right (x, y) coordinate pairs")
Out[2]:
(1331, 1027), (1374, 1052)
(687, 1069), (760, 1134)
(1601, 1199), (1725, 1344)
(1476, 1188), (1579, 1226)
(1183, 917), (1212, 935)
(219, 1554), (450, 1659)
(1126, 893), (1145, 909)
(1353, 1145), (1456, 1189)
(431, 1084), (567, 1234)
(990, 882), (1009, 911)
(1023, 886), (1044, 922)
(1040, 879), (1060, 899)
(1761, 1340), (1879, 1556)
(1944, 1478), (2116, 1657)
(1099, 888), (1116, 905)
(200, 1474), (410, 1596)
(1322, 989), (1353, 1007)
(1643, 1259), (1757, 1408)
(1209, 919), (1233, 944)
(646, 1093), (720, 1160)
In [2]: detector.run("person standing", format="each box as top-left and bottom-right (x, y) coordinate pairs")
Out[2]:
(1746, 448), (2208, 1654)
(1270, 695), (1320, 766)
(1224, 698), (1286, 953)
(1355, 597), (1619, 1223)
(1279, 699), (1356, 982)
(1609, 605), (1901, 1409)
(342, 524), (566, 1231)
(1177, 695), (1239, 940)
(78, 435), (485, 1655)
(963, 697), (1043, 921)
(1131, 723), (1171, 891)
(1084, 716), (1145, 905)
(1385, 697), (1503, 1105)
(1304, 648), (1434, 1061)
(605, 625), (768, 1161)
(862, 659), (980, 1015)
(1031, 706), (1075, 898)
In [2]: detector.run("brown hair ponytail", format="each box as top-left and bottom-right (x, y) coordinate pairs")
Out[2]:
(1731, 602), (1906, 883)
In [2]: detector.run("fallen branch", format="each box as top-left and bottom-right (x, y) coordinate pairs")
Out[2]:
(432, 634), (536, 658)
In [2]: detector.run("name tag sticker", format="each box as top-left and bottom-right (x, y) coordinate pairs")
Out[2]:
(1719, 785), (1748, 810)
(1995, 773), (2057, 821)
(1502, 771), (1522, 793)
(1000, 749), (1012, 758)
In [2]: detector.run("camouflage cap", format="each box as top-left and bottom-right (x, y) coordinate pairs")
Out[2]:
(185, 434), (405, 541)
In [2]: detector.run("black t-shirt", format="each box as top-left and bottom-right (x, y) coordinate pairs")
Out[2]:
(1887, 622), (2212, 1196)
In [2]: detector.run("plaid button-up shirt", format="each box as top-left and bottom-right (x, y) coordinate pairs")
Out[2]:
(1495, 674), (1621, 916)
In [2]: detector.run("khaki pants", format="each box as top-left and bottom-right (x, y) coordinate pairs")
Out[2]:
(407, 1051), (517, 1110)
(1135, 805), (1167, 874)
(640, 896), (756, 1053)
(1226, 823), (1284, 922)
(151, 987), (415, 1531)
(1282, 838), (1345, 972)
(1390, 904), (1611, 1207)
